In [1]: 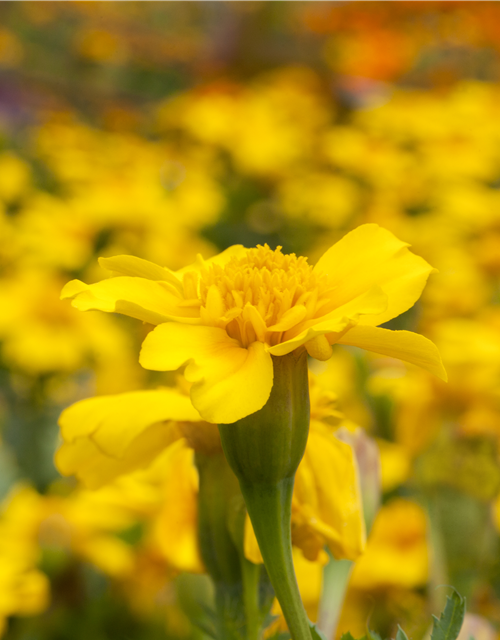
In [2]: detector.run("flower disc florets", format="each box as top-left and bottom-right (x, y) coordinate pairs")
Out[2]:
(198, 244), (333, 348)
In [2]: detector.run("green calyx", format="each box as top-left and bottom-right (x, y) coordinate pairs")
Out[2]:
(218, 350), (310, 486)
(218, 350), (313, 640)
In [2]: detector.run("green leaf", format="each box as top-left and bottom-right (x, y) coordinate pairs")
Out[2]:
(431, 590), (466, 640)
(396, 626), (409, 640)
(340, 633), (367, 640)
(310, 622), (328, 640)
(366, 628), (383, 640)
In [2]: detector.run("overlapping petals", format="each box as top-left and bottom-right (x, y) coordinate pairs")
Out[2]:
(61, 277), (201, 326)
(314, 224), (435, 327)
(56, 388), (201, 488)
(140, 324), (273, 424)
(62, 224), (446, 423)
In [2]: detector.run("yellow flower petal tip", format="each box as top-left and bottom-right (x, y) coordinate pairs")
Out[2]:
(60, 279), (87, 300)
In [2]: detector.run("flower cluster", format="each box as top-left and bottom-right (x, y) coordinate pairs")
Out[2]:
(1, 11), (500, 636)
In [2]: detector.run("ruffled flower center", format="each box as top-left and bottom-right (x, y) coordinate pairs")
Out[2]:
(197, 244), (334, 348)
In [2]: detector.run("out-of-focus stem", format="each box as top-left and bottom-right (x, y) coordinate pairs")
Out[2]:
(241, 557), (261, 640)
(317, 553), (353, 639)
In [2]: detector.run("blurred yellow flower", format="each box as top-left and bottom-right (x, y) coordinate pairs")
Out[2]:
(159, 67), (329, 177)
(0, 561), (48, 637)
(62, 224), (446, 424)
(0, 269), (138, 391)
(0, 153), (31, 202)
(376, 439), (411, 492)
(350, 499), (429, 589)
(0, 486), (49, 636)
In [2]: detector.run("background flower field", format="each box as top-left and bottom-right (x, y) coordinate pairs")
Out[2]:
(1, 3), (500, 640)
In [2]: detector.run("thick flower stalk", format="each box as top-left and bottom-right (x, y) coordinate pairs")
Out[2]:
(61, 224), (446, 640)
(218, 349), (312, 640)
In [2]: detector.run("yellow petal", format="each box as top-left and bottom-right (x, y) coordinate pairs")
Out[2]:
(176, 244), (247, 276)
(59, 389), (201, 457)
(154, 441), (203, 573)
(99, 255), (183, 291)
(314, 224), (434, 326)
(205, 284), (225, 319)
(0, 567), (49, 616)
(244, 513), (264, 564)
(267, 286), (387, 356)
(267, 305), (308, 332)
(338, 326), (447, 381)
(140, 324), (274, 424)
(61, 277), (200, 325)
(295, 427), (366, 561)
(244, 304), (267, 341)
(203, 244), (247, 267)
(268, 317), (353, 357)
(82, 536), (134, 578)
(55, 418), (182, 489)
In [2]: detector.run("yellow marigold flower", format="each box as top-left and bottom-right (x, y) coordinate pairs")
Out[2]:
(0, 487), (50, 635)
(62, 224), (446, 424)
(350, 499), (429, 590)
(0, 561), (49, 636)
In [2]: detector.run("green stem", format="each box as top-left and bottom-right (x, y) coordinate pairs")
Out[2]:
(317, 553), (352, 639)
(425, 494), (449, 613)
(241, 557), (261, 640)
(196, 451), (246, 640)
(240, 477), (313, 640)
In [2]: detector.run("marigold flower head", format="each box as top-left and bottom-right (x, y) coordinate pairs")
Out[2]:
(62, 224), (446, 424)
(198, 244), (333, 349)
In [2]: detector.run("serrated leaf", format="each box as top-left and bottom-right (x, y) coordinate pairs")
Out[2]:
(396, 625), (409, 640)
(367, 628), (383, 640)
(341, 633), (367, 640)
(340, 634), (357, 640)
(310, 622), (328, 640)
(431, 590), (466, 640)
